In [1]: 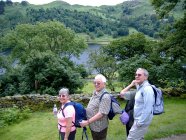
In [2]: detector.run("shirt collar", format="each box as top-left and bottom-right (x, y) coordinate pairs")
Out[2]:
(93, 88), (106, 96)
(137, 80), (149, 90)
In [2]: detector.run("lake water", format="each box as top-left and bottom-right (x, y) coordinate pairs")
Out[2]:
(71, 44), (101, 66)
(0, 44), (101, 75)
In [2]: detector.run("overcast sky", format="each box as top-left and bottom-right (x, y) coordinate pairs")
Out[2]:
(11, 0), (127, 6)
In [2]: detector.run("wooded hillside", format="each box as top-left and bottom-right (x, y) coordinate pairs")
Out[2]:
(0, 0), (184, 39)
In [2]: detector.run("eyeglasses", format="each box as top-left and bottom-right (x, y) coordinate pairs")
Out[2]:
(93, 82), (101, 85)
(58, 94), (66, 98)
(135, 73), (142, 77)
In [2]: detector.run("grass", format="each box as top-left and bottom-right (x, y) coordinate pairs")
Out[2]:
(0, 98), (186, 140)
(81, 80), (124, 94)
(81, 80), (95, 94)
(78, 33), (114, 45)
(145, 98), (186, 139)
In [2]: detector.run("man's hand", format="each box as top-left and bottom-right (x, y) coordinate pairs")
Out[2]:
(120, 80), (137, 96)
(80, 120), (89, 127)
(130, 80), (137, 87)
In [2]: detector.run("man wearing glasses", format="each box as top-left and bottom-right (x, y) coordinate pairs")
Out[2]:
(120, 68), (154, 140)
(80, 74), (111, 140)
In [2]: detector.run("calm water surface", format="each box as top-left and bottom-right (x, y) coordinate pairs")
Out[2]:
(71, 44), (101, 66)
(0, 44), (101, 74)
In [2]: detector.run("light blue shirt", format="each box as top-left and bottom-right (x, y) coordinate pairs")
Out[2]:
(134, 80), (154, 126)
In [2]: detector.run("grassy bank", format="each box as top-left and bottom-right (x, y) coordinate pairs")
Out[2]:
(0, 98), (185, 140)
(81, 80), (124, 94)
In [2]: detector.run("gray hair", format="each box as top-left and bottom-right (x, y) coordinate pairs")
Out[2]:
(137, 68), (149, 77)
(59, 88), (69, 95)
(95, 74), (107, 83)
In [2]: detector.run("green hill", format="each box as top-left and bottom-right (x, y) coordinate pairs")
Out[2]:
(0, 0), (184, 40)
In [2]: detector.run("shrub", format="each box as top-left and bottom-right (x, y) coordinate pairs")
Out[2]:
(0, 106), (31, 128)
(163, 87), (186, 97)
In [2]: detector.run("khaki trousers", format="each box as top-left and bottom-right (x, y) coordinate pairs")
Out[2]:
(127, 121), (149, 140)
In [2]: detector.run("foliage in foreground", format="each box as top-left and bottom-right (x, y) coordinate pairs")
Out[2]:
(0, 106), (31, 128)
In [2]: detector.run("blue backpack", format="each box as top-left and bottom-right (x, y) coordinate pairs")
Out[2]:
(100, 92), (122, 120)
(60, 101), (88, 140)
(61, 101), (87, 127)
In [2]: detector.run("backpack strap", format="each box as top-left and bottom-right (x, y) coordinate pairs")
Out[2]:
(60, 102), (75, 127)
(61, 102), (76, 117)
(99, 92), (112, 109)
(141, 85), (157, 104)
(99, 91), (113, 114)
(60, 106), (65, 119)
(63, 102), (88, 140)
(150, 85), (157, 104)
(58, 123), (66, 128)
(58, 105), (74, 131)
(99, 91), (109, 101)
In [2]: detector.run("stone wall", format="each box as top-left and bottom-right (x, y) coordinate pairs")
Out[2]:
(0, 94), (120, 111)
(0, 93), (120, 111)
(0, 94), (91, 111)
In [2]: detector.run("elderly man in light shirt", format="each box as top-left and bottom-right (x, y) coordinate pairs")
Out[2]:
(120, 68), (155, 140)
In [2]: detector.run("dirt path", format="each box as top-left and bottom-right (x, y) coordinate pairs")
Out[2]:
(155, 134), (186, 140)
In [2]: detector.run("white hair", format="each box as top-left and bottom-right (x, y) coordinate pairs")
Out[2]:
(59, 88), (69, 95)
(137, 68), (149, 77)
(95, 74), (107, 83)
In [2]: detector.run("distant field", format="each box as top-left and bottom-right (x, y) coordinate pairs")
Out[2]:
(128, 27), (138, 35)
(0, 98), (186, 140)
(81, 80), (124, 94)
(78, 33), (114, 45)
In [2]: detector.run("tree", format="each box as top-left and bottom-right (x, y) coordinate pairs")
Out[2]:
(151, 0), (184, 18)
(117, 27), (129, 36)
(1, 21), (87, 64)
(0, 51), (84, 96)
(151, 0), (186, 89)
(103, 33), (148, 61)
(102, 33), (169, 87)
(0, 21), (88, 96)
(6, 0), (13, 6)
(89, 49), (118, 92)
(0, 1), (5, 15)
(21, 1), (29, 6)
(151, 0), (186, 63)
(96, 30), (104, 37)
(21, 51), (83, 95)
(118, 55), (154, 85)
(0, 65), (21, 97)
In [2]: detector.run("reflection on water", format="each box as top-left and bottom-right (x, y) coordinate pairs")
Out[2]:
(0, 44), (101, 75)
(0, 48), (11, 56)
(70, 44), (101, 66)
